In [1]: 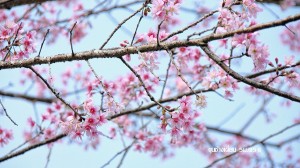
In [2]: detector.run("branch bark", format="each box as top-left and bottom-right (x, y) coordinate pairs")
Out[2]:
(0, 90), (53, 103)
(0, 0), (58, 9)
(0, 13), (299, 70)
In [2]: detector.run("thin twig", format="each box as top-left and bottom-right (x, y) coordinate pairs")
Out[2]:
(106, 13), (132, 36)
(17, 4), (38, 22)
(260, 2), (295, 36)
(162, 10), (218, 42)
(85, 60), (119, 111)
(69, 22), (77, 56)
(100, 140), (136, 168)
(239, 95), (275, 133)
(28, 67), (81, 118)
(130, 13), (144, 46)
(0, 99), (18, 126)
(165, 48), (199, 97)
(187, 27), (216, 40)
(100, 5), (145, 49)
(38, 29), (50, 57)
(279, 133), (300, 147)
(119, 57), (167, 111)
(217, 103), (245, 128)
(213, 90), (234, 101)
(156, 20), (164, 47)
(7, 131), (43, 155)
(116, 144), (132, 168)
(261, 144), (275, 168)
(159, 57), (172, 100)
(44, 147), (53, 168)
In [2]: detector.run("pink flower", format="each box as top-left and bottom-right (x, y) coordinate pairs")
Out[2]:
(224, 90), (233, 99)
(96, 113), (107, 125)
(152, 0), (181, 21)
(27, 117), (36, 128)
(179, 96), (189, 106)
(170, 127), (180, 140)
(243, 0), (263, 18)
(44, 128), (55, 139)
(0, 127), (13, 147)
(248, 44), (269, 71)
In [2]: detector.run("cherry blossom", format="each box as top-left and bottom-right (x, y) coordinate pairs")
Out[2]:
(0, 127), (13, 147)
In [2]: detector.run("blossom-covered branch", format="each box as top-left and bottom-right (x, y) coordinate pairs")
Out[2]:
(0, 13), (299, 70)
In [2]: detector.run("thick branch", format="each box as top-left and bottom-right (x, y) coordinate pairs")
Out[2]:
(0, 13), (299, 70)
(0, 90), (53, 103)
(0, 0), (57, 9)
(201, 13), (300, 43)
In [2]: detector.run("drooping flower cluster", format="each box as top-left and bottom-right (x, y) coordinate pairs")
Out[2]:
(242, 0), (263, 18)
(224, 31), (270, 72)
(56, 94), (107, 141)
(160, 96), (205, 144)
(0, 21), (36, 61)
(152, 0), (182, 21)
(60, 113), (107, 140)
(248, 43), (270, 71)
(217, 8), (244, 33)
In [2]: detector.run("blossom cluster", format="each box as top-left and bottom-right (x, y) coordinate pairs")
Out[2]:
(216, 0), (271, 72)
(160, 96), (206, 145)
(60, 111), (107, 141)
(152, 0), (182, 21)
(0, 126), (13, 147)
(0, 21), (36, 61)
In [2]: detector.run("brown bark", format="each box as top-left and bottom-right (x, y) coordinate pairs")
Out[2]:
(0, 0), (58, 9)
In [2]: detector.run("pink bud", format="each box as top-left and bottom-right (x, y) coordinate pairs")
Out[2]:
(268, 62), (274, 67)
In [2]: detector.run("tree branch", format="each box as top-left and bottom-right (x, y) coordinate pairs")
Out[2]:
(0, 13), (299, 70)
(201, 46), (300, 103)
(0, 0), (57, 9)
